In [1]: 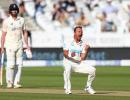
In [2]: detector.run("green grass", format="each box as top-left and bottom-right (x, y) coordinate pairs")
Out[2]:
(1, 93), (130, 100)
(1, 92), (130, 100)
(94, 66), (130, 91)
(1, 66), (130, 100)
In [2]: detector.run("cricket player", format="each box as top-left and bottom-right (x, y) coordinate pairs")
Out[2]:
(1, 3), (31, 88)
(63, 26), (96, 94)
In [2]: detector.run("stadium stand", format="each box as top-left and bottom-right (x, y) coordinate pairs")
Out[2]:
(0, 0), (130, 33)
(0, 0), (130, 48)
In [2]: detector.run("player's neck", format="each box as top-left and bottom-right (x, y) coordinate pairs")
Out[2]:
(74, 38), (80, 43)
(74, 36), (81, 43)
(12, 16), (17, 20)
(10, 15), (17, 20)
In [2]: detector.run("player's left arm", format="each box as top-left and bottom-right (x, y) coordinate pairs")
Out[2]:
(22, 18), (30, 50)
(23, 30), (32, 58)
(23, 30), (30, 50)
(80, 44), (90, 61)
(1, 19), (7, 54)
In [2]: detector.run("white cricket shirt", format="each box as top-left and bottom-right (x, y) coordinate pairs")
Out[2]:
(63, 39), (87, 61)
(2, 16), (26, 49)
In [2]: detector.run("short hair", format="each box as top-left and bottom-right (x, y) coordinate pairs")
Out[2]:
(74, 26), (82, 32)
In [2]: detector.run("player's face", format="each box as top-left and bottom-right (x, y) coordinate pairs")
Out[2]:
(75, 28), (83, 42)
(10, 10), (18, 17)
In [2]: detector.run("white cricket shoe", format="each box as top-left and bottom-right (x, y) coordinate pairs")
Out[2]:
(7, 83), (13, 88)
(14, 84), (22, 88)
(84, 86), (96, 94)
(65, 90), (72, 94)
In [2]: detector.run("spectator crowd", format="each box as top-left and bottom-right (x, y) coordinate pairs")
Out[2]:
(1, 0), (130, 33)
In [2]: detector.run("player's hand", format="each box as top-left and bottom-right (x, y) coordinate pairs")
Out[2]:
(1, 48), (4, 54)
(24, 47), (32, 59)
(26, 46), (31, 51)
(72, 59), (81, 63)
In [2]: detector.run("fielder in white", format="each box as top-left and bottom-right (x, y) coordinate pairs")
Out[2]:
(1, 3), (31, 88)
(63, 26), (96, 94)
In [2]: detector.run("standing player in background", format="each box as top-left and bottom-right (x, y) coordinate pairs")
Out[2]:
(63, 26), (96, 94)
(1, 3), (31, 88)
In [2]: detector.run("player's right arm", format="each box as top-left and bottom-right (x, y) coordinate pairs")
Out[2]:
(1, 32), (6, 54)
(63, 50), (80, 63)
(63, 40), (81, 63)
(1, 20), (7, 54)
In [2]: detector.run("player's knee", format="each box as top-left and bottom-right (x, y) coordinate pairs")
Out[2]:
(93, 67), (96, 73)
(17, 64), (22, 68)
(89, 66), (96, 75)
(64, 65), (71, 72)
(64, 69), (71, 75)
(64, 68), (71, 77)
(7, 65), (15, 69)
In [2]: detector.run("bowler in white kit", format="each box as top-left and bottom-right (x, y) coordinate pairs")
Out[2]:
(63, 26), (96, 94)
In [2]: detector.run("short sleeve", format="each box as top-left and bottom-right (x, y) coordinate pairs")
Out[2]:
(2, 20), (7, 32)
(82, 45), (86, 53)
(22, 18), (26, 31)
(82, 42), (89, 53)
(63, 39), (72, 51)
(63, 41), (69, 50)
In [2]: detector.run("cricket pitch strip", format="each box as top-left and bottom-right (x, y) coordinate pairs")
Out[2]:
(0, 88), (130, 97)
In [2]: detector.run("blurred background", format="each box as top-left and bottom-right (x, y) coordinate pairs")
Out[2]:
(0, 0), (130, 67)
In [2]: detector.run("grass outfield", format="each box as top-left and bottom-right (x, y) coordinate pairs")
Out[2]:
(0, 66), (130, 100)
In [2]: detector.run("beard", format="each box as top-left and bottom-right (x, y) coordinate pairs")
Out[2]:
(77, 37), (81, 41)
(10, 12), (18, 17)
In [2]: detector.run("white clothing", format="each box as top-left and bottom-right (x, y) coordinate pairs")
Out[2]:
(63, 39), (96, 91)
(63, 40), (86, 61)
(2, 16), (26, 86)
(6, 47), (23, 66)
(2, 16), (26, 50)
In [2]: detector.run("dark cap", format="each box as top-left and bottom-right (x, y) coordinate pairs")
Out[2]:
(9, 3), (19, 13)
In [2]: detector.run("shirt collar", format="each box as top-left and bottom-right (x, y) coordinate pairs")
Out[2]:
(9, 15), (20, 21)
(73, 39), (82, 45)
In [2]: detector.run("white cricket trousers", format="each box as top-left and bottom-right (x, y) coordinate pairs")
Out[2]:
(63, 59), (96, 91)
(6, 47), (23, 85)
